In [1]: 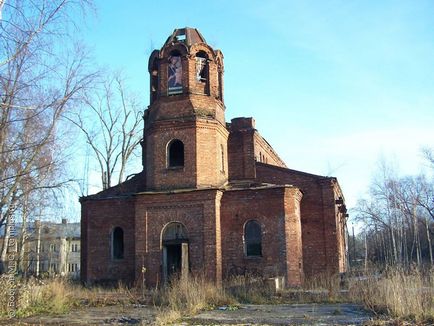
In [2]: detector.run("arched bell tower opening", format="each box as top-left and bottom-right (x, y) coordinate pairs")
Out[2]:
(143, 27), (229, 191)
(161, 222), (189, 282)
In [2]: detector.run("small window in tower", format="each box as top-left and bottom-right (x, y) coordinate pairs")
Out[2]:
(112, 227), (124, 259)
(244, 220), (262, 257)
(175, 30), (186, 42)
(168, 139), (184, 168)
(195, 51), (208, 83)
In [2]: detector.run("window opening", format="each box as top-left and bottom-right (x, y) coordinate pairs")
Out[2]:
(151, 61), (158, 102)
(112, 227), (124, 259)
(168, 139), (184, 167)
(175, 31), (186, 42)
(168, 50), (183, 95)
(195, 51), (208, 82)
(245, 220), (262, 257)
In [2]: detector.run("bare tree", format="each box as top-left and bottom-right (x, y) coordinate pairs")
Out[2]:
(355, 158), (434, 268)
(422, 147), (434, 170)
(0, 0), (96, 272)
(67, 72), (143, 191)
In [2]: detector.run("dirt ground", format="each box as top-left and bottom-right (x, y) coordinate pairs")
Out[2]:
(186, 303), (373, 325)
(1, 303), (374, 325)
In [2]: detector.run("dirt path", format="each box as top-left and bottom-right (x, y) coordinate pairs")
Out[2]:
(2, 303), (372, 325)
(186, 303), (373, 325)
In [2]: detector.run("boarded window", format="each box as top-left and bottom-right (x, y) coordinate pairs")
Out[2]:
(112, 227), (124, 259)
(245, 220), (262, 257)
(168, 139), (184, 167)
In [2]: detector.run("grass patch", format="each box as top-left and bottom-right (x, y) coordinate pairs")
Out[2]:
(2, 267), (433, 325)
(0, 276), (139, 318)
(152, 274), (234, 325)
(349, 267), (434, 323)
(0, 276), (71, 317)
(225, 274), (276, 304)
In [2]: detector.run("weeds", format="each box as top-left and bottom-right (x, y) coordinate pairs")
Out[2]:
(1, 267), (433, 324)
(349, 267), (434, 323)
(0, 276), (71, 317)
(0, 276), (137, 318)
(225, 274), (275, 304)
(152, 274), (233, 325)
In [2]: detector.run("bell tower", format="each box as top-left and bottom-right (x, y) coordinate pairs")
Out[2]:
(143, 28), (228, 190)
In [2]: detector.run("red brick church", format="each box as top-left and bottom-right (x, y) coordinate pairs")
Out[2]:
(80, 28), (347, 287)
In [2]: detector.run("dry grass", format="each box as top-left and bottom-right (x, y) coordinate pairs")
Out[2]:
(0, 276), (71, 317)
(2, 267), (433, 324)
(349, 267), (434, 323)
(0, 276), (138, 318)
(69, 281), (137, 307)
(225, 274), (275, 304)
(153, 274), (234, 325)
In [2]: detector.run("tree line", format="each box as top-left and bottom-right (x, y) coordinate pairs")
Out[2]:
(351, 150), (434, 269)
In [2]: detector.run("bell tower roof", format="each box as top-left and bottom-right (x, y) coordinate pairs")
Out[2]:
(163, 27), (207, 48)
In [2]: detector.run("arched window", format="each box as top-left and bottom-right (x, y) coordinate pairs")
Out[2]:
(244, 220), (262, 257)
(112, 227), (124, 259)
(168, 139), (184, 168)
(195, 51), (208, 83)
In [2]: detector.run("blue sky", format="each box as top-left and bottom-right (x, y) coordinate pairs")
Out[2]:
(73, 0), (434, 212)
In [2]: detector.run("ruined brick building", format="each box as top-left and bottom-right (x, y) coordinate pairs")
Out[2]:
(80, 28), (348, 287)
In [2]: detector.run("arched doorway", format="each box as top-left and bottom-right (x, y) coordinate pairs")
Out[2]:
(161, 222), (189, 282)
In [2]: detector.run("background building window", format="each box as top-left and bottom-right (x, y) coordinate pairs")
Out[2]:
(168, 139), (184, 167)
(71, 243), (79, 252)
(245, 220), (262, 257)
(112, 227), (124, 259)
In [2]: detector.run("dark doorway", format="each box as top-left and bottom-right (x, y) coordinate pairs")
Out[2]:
(162, 222), (189, 283)
(166, 244), (182, 278)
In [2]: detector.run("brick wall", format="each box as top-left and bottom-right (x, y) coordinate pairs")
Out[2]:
(81, 198), (136, 284)
(255, 163), (346, 276)
(145, 120), (197, 190)
(227, 119), (256, 181)
(220, 186), (303, 286)
(134, 189), (223, 287)
(253, 132), (287, 168)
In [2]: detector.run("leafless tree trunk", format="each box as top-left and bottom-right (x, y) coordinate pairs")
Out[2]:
(0, 0), (96, 271)
(66, 72), (143, 190)
(425, 216), (433, 266)
(354, 158), (434, 267)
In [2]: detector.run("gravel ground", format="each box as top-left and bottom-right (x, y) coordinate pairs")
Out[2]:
(1, 303), (373, 325)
